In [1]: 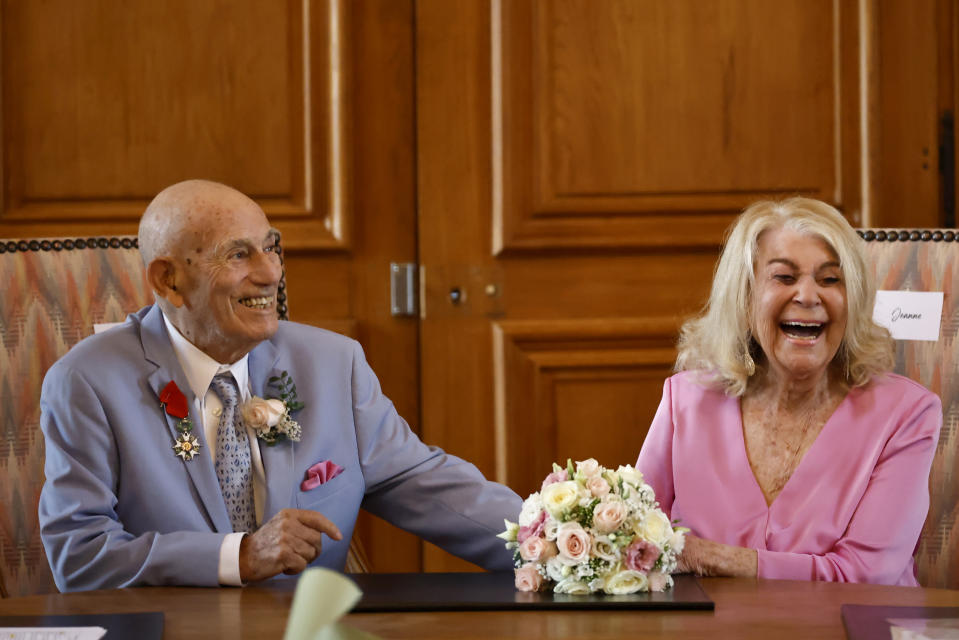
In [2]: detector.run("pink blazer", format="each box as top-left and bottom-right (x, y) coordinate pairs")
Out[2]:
(637, 371), (942, 585)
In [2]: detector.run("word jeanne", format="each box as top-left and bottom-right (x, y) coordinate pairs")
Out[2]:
(891, 307), (922, 322)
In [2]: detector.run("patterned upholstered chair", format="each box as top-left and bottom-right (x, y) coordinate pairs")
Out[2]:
(861, 229), (959, 588)
(0, 235), (365, 597)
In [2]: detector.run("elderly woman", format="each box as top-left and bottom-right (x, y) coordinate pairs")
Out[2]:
(636, 197), (941, 585)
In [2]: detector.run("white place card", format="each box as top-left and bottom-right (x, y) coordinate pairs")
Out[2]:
(872, 290), (944, 341)
(92, 322), (124, 334)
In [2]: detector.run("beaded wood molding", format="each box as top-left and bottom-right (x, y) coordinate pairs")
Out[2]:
(0, 236), (290, 321)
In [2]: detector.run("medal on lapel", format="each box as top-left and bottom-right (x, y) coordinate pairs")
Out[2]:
(160, 381), (201, 461)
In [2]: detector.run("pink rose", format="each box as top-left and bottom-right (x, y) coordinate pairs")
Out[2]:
(541, 469), (568, 491)
(514, 564), (545, 592)
(241, 397), (286, 432)
(519, 536), (558, 563)
(586, 476), (610, 497)
(517, 510), (547, 543)
(624, 539), (661, 572)
(592, 500), (627, 534)
(556, 522), (591, 563)
(647, 571), (670, 592)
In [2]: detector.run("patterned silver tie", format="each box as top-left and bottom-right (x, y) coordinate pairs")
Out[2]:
(210, 373), (256, 532)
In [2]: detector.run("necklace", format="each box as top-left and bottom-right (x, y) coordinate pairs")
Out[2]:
(743, 392), (840, 503)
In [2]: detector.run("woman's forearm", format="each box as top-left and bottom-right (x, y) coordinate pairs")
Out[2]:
(679, 534), (758, 578)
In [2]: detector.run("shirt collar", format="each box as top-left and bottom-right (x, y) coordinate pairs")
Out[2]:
(161, 310), (250, 401)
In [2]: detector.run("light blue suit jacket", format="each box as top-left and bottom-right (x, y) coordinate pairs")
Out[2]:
(39, 305), (520, 591)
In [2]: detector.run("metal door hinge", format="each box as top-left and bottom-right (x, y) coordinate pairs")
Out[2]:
(390, 263), (419, 317)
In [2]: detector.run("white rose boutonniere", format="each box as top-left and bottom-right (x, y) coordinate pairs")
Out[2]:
(240, 370), (304, 445)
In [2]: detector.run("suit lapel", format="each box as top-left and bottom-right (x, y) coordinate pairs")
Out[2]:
(248, 339), (296, 522)
(140, 305), (233, 533)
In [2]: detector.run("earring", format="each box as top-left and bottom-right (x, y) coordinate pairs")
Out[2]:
(743, 351), (756, 376)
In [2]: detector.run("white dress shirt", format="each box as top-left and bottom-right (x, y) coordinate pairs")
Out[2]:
(162, 311), (267, 586)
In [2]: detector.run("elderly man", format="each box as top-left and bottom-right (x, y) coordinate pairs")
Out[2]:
(39, 179), (521, 591)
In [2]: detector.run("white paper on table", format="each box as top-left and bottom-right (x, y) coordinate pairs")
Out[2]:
(282, 568), (379, 640)
(872, 291), (944, 341)
(888, 617), (959, 640)
(0, 627), (106, 640)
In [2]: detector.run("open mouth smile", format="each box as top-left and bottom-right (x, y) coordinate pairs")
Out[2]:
(238, 296), (275, 310)
(780, 321), (825, 341)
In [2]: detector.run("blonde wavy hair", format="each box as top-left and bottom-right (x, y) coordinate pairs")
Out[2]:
(675, 197), (894, 396)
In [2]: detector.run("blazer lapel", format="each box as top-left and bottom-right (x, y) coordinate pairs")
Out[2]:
(249, 339), (296, 522)
(140, 305), (233, 533)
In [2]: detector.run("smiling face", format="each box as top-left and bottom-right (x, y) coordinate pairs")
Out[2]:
(749, 226), (848, 387)
(158, 185), (283, 363)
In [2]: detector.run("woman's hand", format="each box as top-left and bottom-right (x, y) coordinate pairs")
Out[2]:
(678, 534), (759, 578)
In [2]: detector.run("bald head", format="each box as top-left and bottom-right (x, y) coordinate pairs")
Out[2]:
(138, 179), (263, 266)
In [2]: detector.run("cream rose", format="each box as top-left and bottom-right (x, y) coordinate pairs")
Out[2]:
(519, 536), (558, 563)
(554, 576), (590, 595)
(615, 464), (644, 487)
(592, 499), (628, 534)
(590, 535), (619, 562)
(603, 569), (649, 595)
(541, 481), (581, 517)
(241, 397), (286, 432)
(634, 510), (672, 547)
(586, 475), (611, 498)
(556, 521), (591, 563)
(514, 564), (544, 592)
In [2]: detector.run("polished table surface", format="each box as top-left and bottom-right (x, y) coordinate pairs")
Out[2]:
(3, 574), (959, 639)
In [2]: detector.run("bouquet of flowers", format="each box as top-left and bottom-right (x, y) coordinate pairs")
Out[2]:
(498, 458), (686, 595)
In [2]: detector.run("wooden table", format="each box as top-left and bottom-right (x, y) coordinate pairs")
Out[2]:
(2, 575), (958, 639)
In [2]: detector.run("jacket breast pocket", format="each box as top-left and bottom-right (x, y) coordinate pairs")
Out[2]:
(295, 469), (363, 514)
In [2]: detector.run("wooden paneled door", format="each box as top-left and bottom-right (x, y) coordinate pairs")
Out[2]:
(415, 0), (865, 570)
(0, 0), (423, 574)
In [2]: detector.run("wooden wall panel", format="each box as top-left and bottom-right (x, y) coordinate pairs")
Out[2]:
(493, 0), (862, 251)
(0, 0), (347, 249)
(494, 318), (679, 497)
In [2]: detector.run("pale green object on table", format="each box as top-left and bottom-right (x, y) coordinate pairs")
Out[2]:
(283, 568), (380, 640)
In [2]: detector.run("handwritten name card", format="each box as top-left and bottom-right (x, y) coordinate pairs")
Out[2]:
(872, 291), (944, 341)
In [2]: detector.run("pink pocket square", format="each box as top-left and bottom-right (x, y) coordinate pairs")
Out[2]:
(300, 460), (344, 491)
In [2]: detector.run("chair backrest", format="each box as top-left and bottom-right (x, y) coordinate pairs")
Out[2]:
(861, 229), (958, 588)
(0, 235), (293, 596)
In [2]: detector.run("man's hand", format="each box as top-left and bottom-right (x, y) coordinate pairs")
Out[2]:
(239, 509), (342, 582)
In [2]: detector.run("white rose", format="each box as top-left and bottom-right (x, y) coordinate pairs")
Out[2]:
(576, 458), (601, 478)
(635, 510), (672, 547)
(554, 577), (590, 595)
(241, 397), (287, 432)
(603, 569), (649, 595)
(541, 481), (580, 518)
(615, 464), (645, 487)
(518, 493), (544, 527)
